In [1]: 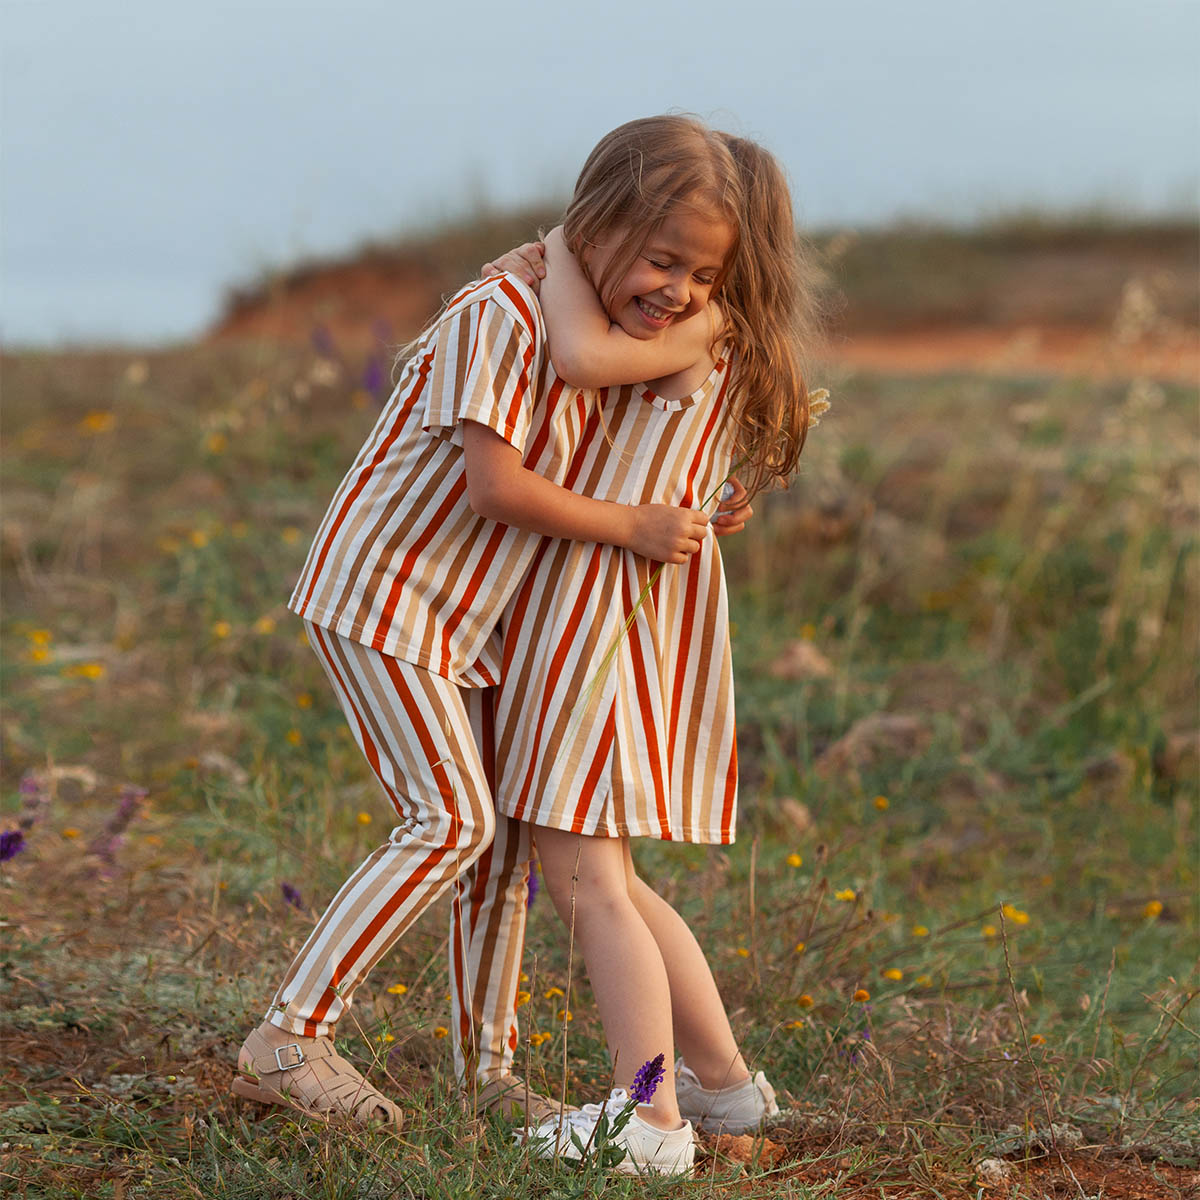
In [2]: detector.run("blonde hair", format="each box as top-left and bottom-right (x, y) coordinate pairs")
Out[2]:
(561, 116), (814, 497)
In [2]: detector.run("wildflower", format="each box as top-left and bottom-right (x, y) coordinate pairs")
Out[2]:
(356, 811), (372, 826)
(982, 924), (998, 938)
(363, 354), (386, 398)
(794, 941), (807, 954)
(1029, 1034), (1046, 1046)
(799, 623), (816, 641)
(387, 984), (408, 996)
(853, 989), (870, 1003)
(529, 1032), (551, 1047)
(1142, 900), (1163, 919)
(912, 924), (930, 937)
(873, 795), (889, 811)
(556, 1009), (572, 1022)
(797, 994), (814, 1008)
(376, 1032), (395, 1043)
(212, 621), (232, 639)
(285, 729), (302, 746)
(915, 974), (932, 987)
(433, 1027), (449, 1039)
(66, 663), (106, 680)
(296, 692), (313, 709)
(18, 772), (49, 831)
(30, 648), (51, 663)
(629, 1053), (665, 1105)
(253, 616), (276, 635)
(544, 986), (564, 999)
(62, 828), (81, 839)
(736, 946), (750, 958)
(281, 883), (302, 908)
(87, 785), (147, 878)
(281, 527), (301, 545)
(526, 863), (539, 908)
(515, 991), (531, 1007)
(786, 852), (803, 868)
(1001, 903), (1030, 925)
(190, 530), (210, 549)
(882, 968), (903, 981)
(29, 630), (52, 647)
(785, 1019), (804, 1030)
(80, 411), (116, 434)
(205, 432), (229, 454)
(835, 888), (857, 902)
(808, 388), (831, 427)
(519, 972), (529, 983)
(0, 830), (26, 862)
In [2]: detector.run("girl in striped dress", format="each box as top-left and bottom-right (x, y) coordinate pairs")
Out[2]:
(231, 117), (756, 1130)
(453, 127), (814, 1173)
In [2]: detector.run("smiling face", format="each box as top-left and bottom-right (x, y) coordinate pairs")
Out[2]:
(585, 204), (736, 341)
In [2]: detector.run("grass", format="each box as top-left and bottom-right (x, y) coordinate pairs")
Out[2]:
(1, 290), (1197, 1197)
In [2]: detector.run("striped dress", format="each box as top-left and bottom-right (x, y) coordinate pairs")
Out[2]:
(288, 274), (592, 686)
(493, 358), (739, 844)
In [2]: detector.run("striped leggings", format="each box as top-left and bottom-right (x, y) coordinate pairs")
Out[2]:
(267, 623), (531, 1081)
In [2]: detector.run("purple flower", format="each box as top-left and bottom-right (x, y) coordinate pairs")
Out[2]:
(18, 772), (49, 831)
(281, 882), (302, 908)
(87, 785), (147, 878)
(629, 1053), (665, 1105)
(526, 863), (539, 909)
(0, 829), (26, 862)
(362, 354), (386, 398)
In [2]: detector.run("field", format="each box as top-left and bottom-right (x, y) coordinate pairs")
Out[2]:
(1, 219), (1198, 1198)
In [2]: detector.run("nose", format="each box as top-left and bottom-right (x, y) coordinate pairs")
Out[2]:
(661, 271), (689, 309)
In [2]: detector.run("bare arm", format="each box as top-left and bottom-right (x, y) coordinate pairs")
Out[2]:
(462, 421), (708, 564)
(539, 227), (721, 388)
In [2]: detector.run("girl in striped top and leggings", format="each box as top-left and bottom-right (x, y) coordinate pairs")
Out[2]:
(453, 124), (814, 1174)
(232, 116), (753, 1129)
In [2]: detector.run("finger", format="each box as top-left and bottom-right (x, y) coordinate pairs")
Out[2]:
(712, 520), (745, 537)
(480, 261), (499, 277)
(714, 503), (752, 524)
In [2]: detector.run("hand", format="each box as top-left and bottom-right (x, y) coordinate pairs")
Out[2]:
(626, 505), (709, 564)
(711, 476), (753, 537)
(480, 241), (547, 291)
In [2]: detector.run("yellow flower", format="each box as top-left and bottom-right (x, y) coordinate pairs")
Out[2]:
(376, 1032), (395, 1043)
(80, 410), (116, 434)
(253, 616), (276, 635)
(205, 432), (229, 454)
(212, 621), (232, 639)
(66, 662), (105, 680)
(784, 1019), (804, 1030)
(1001, 903), (1030, 925)
(387, 984), (408, 996)
(519, 972), (529, 982)
(433, 1027), (449, 1039)
(556, 1009), (573, 1022)
(515, 991), (531, 1007)
(736, 947), (750, 958)
(62, 828), (81, 840)
(281, 526), (301, 545)
(799, 623), (816, 641)
(529, 1032), (552, 1046)
(285, 729), (302, 746)
(853, 989), (870, 1003)
(873, 795), (889, 811)
(882, 968), (903, 982)
(912, 925), (930, 938)
(786, 852), (803, 868)
(296, 692), (313, 709)
(915, 974), (932, 987)
(29, 630), (52, 646)
(356, 811), (372, 826)
(1142, 900), (1163, 919)
(835, 888), (856, 902)
(1029, 1033), (1046, 1046)
(30, 648), (51, 664)
(794, 941), (807, 954)
(797, 994), (814, 1008)
(982, 924), (998, 938)
(544, 986), (564, 999)
(190, 530), (210, 549)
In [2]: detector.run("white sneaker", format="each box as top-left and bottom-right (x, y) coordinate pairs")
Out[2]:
(524, 1087), (696, 1175)
(675, 1061), (780, 1134)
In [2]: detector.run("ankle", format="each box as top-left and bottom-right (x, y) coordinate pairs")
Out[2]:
(636, 1102), (684, 1131)
(682, 1058), (751, 1091)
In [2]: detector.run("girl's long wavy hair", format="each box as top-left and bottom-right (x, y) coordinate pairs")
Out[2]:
(561, 115), (816, 497)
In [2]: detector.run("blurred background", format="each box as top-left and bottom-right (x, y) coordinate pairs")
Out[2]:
(2, 0), (1197, 346)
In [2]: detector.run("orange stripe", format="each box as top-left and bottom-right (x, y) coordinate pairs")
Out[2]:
(569, 700), (617, 831)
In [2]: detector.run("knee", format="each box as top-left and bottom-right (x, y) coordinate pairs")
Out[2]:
(452, 796), (495, 862)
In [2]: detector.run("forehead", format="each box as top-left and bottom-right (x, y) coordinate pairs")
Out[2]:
(647, 208), (736, 267)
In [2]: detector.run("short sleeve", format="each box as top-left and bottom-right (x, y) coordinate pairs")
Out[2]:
(422, 277), (542, 454)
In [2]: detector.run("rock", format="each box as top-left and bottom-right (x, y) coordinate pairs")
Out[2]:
(975, 1158), (1013, 1187)
(768, 641), (834, 681)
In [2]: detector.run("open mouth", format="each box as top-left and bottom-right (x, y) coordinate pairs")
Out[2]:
(635, 297), (675, 326)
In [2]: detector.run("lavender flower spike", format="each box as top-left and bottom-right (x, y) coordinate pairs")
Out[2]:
(525, 862), (539, 909)
(281, 882), (303, 908)
(629, 1053), (666, 1105)
(0, 829), (26, 862)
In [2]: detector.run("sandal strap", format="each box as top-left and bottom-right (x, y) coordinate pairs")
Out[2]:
(246, 1036), (338, 1077)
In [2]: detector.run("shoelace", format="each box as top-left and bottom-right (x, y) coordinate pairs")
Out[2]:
(563, 1087), (630, 1132)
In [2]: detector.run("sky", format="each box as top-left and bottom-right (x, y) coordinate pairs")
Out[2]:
(1, 0), (1196, 345)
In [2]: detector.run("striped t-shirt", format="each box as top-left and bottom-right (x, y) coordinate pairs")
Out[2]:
(288, 275), (591, 687)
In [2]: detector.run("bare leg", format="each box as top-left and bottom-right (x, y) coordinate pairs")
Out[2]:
(621, 845), (750, 1090)
(534, 827), (683, 1132)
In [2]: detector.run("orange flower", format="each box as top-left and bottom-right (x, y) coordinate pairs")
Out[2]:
(853, 989), (870, 1003)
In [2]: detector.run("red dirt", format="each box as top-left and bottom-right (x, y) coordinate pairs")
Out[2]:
(207, 259), (1198, 383)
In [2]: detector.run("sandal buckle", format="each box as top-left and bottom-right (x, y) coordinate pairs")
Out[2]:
(273, 1043), (306, 1072)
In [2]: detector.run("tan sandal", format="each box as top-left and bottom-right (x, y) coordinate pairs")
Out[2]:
(472, 1073), (575, 1124)
(232, 1020), (403, 1129)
